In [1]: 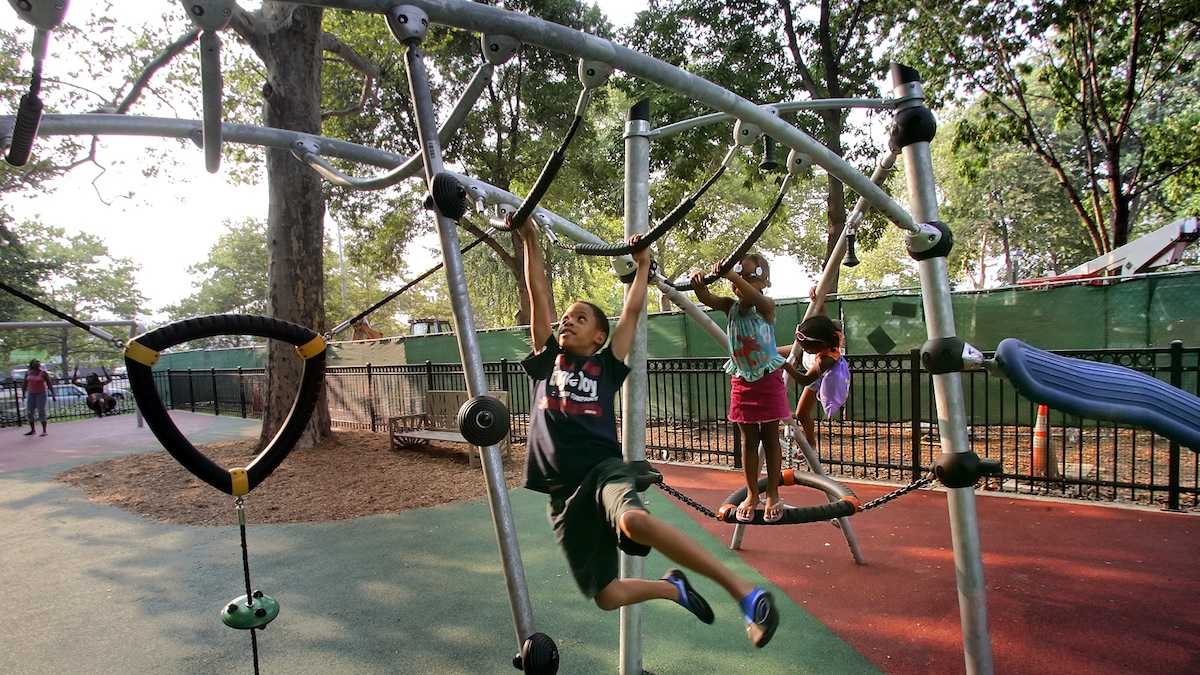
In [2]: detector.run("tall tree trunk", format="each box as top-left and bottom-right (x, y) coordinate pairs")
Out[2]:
(975, 228), (989, 289)
(255, 4), (330, 450)
(1107, 146), (1131, 248)
(999, 219), (1014, 284)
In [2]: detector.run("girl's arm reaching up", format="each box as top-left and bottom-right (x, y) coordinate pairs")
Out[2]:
(690, 270), (734, 315)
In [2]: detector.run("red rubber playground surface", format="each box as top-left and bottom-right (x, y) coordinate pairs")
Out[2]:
(656, 463), (1200, 674)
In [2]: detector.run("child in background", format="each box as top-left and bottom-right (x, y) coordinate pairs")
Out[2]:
(518, 220), (780, 648)
(780, 287), (850, 449)
(690, 254), (798, 524)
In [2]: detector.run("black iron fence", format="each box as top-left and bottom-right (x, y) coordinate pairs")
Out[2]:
(13, 345), (1195, 511)
(0, 374), (140, 426)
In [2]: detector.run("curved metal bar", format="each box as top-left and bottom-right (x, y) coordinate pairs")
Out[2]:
(297, 61), (494, 190)
(648, 98), (897, 140)
(199, 30), (223, 173)
(665, 171), (794, 291)
(291, 0), (916, 231)
(564, 144), (738, 257)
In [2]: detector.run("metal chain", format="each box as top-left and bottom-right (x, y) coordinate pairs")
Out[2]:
(658, 473), (937, 518)
(858, 476), (936, 511)
(235, 497), (262, 675)
(656, 481), (718, 519)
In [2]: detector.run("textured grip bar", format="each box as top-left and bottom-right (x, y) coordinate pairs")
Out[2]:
(572, 151), (733, 257)
(669, 172), (793, 290)
(5, 92), (43, 167)
(507, 113), (584, 230)
(995, 338), (1200, 450)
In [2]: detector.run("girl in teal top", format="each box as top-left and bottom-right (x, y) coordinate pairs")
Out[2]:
(692, 253), (799, 523)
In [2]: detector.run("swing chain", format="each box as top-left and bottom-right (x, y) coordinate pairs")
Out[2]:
(858, 476), (936, 511)
(234, 496), (263, 675)
(656, 480), (718, 519)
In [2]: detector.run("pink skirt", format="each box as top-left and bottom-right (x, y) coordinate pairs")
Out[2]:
(728, 368), (791, 424)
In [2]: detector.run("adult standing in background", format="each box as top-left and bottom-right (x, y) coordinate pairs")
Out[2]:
(23, 360), (56, 437)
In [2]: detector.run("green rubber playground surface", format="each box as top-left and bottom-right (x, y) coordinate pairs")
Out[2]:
(0, 416), (876, 674)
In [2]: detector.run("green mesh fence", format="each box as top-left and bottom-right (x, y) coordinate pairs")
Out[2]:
(155, 271), (1200, 368)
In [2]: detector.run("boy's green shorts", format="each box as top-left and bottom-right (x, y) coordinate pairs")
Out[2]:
(548, 457), (651, 598)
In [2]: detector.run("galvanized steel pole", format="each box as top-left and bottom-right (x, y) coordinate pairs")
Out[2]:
(892, 65), (994, 674)
(619, 98), (651, 675)
(400, 22), (537, 650)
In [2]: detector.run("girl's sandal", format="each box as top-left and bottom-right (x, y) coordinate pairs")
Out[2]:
(763, 501), (784, 523)
(735, 500), (758, 523)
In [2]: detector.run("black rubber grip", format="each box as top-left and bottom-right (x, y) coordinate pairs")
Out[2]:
(573, 165), (729, 257)
(720, 471), (859, 525)
(670, 172), (792, 291)
(995, 338), (1200, 450)
(126, 314), (326, 496)
(507, 114), (584, 230)
(5, 92), (43, 167)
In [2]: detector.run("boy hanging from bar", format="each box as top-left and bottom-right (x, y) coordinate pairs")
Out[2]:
(516, 218), (779, 647)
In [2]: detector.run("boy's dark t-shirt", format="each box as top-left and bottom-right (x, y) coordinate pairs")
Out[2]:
(521, 336), (630, 495)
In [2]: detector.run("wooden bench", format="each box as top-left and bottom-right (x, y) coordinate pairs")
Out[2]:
(389, 390), (511, 466)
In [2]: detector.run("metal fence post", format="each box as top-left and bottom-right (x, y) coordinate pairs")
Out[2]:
(11, 383), (22, 427)
(500, 358), (511, 440)
(166, 369), (175, 410)
(425, 360), (434, 393)
(238, 367), (247, 418)
(187, 368), (196, 413)
(367, 362), (377, 433)
(211, 367), (220, 417)
(910, 348), (922, 480)
(1166, 340), (1183, 511)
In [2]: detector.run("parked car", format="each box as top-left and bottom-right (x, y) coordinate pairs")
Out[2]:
(0, 383), (91, 424)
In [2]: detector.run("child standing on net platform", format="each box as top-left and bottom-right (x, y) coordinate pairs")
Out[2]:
(517, 219), (779, 648)
(690, 255), (799, 524)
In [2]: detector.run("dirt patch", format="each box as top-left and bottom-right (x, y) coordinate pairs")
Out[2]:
(57, 430), (527, 526)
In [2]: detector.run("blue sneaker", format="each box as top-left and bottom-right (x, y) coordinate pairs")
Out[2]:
(740, 587), (779, 648)
(662, 569), (714, 624)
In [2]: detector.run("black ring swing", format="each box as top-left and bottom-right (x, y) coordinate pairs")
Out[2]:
(715, 469), (861, 525)
(125, 313), (327, 496)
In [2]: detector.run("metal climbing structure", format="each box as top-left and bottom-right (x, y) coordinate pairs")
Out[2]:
(8, 2), (1200, 674)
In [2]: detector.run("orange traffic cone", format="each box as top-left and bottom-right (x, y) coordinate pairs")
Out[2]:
(1032, 404), (1060, 481)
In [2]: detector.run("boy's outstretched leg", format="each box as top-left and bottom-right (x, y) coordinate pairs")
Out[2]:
(619, 509), (779, 647)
